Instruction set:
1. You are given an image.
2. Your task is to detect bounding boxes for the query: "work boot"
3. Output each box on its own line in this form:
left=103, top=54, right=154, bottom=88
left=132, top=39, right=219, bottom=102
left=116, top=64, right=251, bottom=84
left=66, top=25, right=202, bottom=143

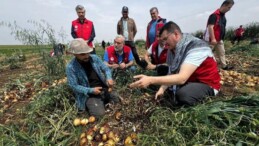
left=222, top=65, right=234, bottom=70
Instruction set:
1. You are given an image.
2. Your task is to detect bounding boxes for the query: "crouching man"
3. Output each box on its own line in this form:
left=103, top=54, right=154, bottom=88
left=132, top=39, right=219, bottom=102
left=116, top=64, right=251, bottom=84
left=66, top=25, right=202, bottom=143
left=66, top=38, right=119, bottom=117
left=130, top=21, right=220, bottom=106
left=103, top=35, right=136, bottom=72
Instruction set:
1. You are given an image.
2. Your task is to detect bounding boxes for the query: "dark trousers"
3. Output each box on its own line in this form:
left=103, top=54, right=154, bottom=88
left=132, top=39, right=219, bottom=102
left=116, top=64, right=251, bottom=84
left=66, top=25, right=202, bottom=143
left=86, top=90, right=119, bottom=117
left=156, top=65, right=169, bottom=76
left=171, top=82, right=215, bottom=106
left=232, top=36, right=242, bottom=44
left=125, top=41, right=141, bottom=65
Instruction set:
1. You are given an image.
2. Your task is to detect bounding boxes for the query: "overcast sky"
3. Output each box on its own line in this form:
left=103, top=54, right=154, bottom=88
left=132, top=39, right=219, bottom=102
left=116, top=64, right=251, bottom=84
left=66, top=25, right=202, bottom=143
left=0, top=0, right=258, bottom=45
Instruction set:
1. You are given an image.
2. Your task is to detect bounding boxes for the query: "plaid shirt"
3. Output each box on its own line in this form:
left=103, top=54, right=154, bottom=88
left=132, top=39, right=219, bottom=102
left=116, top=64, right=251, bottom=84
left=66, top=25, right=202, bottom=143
left=66, top=55, right=112, bottom=110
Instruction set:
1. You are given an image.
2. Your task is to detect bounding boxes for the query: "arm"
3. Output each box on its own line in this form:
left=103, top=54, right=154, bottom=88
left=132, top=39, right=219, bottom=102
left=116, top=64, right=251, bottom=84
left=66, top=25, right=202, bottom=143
left=208, top=24, right=217, bottom=45
left=95, top=56, right=112, bottom=80
left=66, top=65, right=94, bottom=95
left=133, top=19, right=137, bottom=37
left=126, top=50, right=134, bottom=68
left=120, top=50, right=134, bottom=69
left=117, top=20, right=120, bottom=35
left=207, top=14, right=217, bottom=45
left=130, top=63, right=198, bottom=88
left=125, top=60, right=134, bottom=68
left=88, top=25, right=96, bottom=43
left=71, top=25, right=77, bottom=39
left=144, top=45, right=152, bottom=63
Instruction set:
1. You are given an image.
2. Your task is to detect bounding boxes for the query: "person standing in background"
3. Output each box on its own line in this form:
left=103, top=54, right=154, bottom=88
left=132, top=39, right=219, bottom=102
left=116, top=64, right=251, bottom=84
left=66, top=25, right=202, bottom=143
left=204, top=0, right=234, bottom=70
left=117, top=6, right=144, bottom=68
left=232, top=25, right=245, bottom=45
left=146, top=7, right=166, bottom=49
left=71, top=5, right=96, bottom=54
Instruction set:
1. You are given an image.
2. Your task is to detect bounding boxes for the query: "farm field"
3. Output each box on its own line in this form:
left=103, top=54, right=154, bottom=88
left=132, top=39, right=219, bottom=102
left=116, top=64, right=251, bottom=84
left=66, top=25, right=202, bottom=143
left=0, top=42, right=259, bottom=146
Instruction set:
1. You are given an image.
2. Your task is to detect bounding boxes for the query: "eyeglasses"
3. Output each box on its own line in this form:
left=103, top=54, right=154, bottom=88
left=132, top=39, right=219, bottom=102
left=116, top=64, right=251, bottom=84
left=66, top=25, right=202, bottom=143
left=161, top=32, right=173, bottom=42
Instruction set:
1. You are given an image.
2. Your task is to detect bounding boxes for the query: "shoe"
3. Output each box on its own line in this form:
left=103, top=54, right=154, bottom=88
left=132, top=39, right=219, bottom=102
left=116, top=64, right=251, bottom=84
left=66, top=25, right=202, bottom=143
left=222, top=65, right=234, bottom=70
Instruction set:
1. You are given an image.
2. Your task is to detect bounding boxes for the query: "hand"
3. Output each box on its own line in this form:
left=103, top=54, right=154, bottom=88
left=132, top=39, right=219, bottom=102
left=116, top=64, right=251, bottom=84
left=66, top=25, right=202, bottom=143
left=210, top=39, right=217, bottom=46
left=106, top=79, right=114, bottom=88
left=129, top=74, right=151, bottom=88
left=155, top=87, right=165, bottom=100
left=146, top=63, right=156, bottom=70
left=111, top=64, right=119, bottom=69
left=119, top=62, right=126, bottom=69
left=93, top=87, right=102, bottom=95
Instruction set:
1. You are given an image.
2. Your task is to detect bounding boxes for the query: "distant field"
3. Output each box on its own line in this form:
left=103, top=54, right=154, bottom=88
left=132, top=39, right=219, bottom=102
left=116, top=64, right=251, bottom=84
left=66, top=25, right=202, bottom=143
left=0, top=45, right=52, bottom=56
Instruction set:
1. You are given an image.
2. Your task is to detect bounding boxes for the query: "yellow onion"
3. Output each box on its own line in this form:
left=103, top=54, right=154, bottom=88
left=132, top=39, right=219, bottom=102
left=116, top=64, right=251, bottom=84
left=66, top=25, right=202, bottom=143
left=73, top=118, right=81, bottom=126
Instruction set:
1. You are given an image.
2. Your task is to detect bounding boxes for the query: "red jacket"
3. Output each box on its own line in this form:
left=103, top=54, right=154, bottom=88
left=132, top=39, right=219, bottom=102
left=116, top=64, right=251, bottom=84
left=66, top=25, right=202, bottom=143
left=188, top=57, right=221, bottom=90
left=71, top=19, right=94, bottom=47
left=146, top=17, right=166, bottom=48
left=106, top=46, right=131, bottom=64
left=151, top=40, right=168, bottom=64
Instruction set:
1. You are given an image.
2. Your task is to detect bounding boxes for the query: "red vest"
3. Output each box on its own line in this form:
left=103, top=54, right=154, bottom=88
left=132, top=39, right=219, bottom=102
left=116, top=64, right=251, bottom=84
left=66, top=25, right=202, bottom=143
left=211, top=9, right=221, bottom=42
left=72, top=19, right=94, bottom=47
left=146, top=17, right=166, bottom=48
left=151, top=40, right=167, bottom=64
left=188, top=57, right=221, bottom=90
left=107, top=46, right=131, bottom=64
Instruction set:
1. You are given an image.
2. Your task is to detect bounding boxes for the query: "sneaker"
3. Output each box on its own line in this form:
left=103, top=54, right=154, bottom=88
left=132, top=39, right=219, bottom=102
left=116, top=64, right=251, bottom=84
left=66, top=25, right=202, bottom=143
left=222, top=65, right=234, bottom=70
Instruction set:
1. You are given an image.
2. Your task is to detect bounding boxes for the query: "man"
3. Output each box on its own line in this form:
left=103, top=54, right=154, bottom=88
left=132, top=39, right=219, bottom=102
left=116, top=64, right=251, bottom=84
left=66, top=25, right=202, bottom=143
left=103, top=35, right=136, bottom=72
left=144, top=24, right=169, bottom=76
left=130, top=21, right=221, bottom=106
left=232, top=25, right=245, bottom=45
left=71, top=5, right=96, bottom=54
left=204, top=0, right=234, bottom=70
left=101, top=40, right=106, bottom=50
left=117, top=6, right=144, bottom=68
left=66, top=38, right=119, bottom=117
left=146, top=7, right=166, bottom=49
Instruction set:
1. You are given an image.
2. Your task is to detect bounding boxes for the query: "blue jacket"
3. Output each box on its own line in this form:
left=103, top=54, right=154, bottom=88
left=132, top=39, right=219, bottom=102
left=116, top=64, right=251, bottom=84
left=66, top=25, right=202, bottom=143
left=66, top=55, right=112, bottom=110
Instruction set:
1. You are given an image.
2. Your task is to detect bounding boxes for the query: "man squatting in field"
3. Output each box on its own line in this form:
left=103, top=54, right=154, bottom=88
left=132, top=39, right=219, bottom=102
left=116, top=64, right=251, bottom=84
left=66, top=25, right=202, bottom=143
left=103, top=35, right=136, bottom=73
left=66, top=38, right=119, bottom=117
left=130, top=21, right=221, bottom=106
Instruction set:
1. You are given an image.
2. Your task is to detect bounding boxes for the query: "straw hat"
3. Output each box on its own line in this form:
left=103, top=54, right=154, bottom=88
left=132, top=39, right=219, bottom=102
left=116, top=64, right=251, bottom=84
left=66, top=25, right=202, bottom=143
left=68, top=38, right=93, bottom=54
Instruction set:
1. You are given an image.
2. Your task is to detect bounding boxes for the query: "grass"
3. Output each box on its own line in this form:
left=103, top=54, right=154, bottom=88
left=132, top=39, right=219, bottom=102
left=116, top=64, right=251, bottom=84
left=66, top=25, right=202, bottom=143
left=0, top=45, right=51, bottom=56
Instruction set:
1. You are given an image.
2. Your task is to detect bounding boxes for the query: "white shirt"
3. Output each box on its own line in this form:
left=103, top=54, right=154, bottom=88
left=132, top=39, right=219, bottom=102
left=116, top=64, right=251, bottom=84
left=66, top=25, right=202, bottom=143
left=147, top=43, right=164, bottom=57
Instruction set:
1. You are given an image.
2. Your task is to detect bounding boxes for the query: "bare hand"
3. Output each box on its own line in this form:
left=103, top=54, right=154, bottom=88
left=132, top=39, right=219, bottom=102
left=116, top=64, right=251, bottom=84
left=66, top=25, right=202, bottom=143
left=210, top=39, right=217, bottom=46
left=119, top=62, right=126, bottom=69
left=111, top=64, right=119, bottom=69
left=106, top=79, right=114, bottom=87
left=129, top=74, right=151, bottom=88
left=146, top=63, right=156, bottom=70
left=93, top=87, right=102, bottom=95
left=155, top=88, right=164, bottom=100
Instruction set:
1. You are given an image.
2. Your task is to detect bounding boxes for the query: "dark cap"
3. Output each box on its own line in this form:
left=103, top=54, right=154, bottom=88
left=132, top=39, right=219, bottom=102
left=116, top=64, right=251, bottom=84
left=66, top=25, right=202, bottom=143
left=122, top=6, right=128, bottom=12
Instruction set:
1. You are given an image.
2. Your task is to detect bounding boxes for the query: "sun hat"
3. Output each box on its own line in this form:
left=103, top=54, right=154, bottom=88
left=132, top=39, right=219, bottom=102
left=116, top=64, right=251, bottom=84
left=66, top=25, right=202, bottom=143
left=68, top=38, right=93, bottom=54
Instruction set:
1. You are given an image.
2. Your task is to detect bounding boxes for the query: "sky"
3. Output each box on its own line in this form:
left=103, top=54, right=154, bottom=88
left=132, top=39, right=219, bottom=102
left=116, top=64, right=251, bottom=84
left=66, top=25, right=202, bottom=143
left=0, top=0, right=258, bottom=45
